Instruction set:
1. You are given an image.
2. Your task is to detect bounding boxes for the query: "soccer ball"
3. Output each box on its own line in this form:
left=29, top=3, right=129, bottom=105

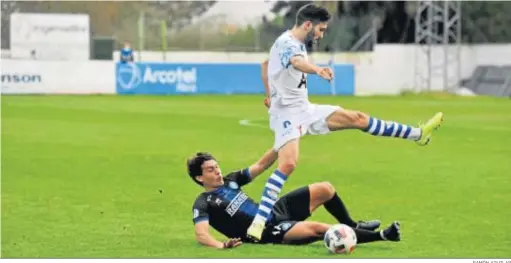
left=324, top=224, right=358, bottom=254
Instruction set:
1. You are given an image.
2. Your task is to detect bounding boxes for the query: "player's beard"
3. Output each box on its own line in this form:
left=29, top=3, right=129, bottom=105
left=305, top=30, right=317, bottom=44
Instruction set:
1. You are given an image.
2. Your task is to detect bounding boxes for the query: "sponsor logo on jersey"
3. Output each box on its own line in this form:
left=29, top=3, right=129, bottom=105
left=225, top=192, right=248, bottom=216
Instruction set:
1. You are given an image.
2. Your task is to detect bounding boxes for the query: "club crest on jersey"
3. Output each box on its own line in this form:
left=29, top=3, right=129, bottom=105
left=228, top=181, right=239, bottom=190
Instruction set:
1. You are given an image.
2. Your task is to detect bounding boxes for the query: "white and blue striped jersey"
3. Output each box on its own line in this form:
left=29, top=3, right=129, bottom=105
left=267, top=31, right=310, bottom=115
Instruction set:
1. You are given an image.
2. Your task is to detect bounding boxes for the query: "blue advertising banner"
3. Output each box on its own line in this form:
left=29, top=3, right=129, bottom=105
left=116, top=62, right=354, bottom=95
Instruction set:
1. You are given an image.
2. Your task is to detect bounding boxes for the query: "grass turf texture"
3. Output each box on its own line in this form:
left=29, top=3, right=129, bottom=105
left=2, top=94, right=511, bottom=258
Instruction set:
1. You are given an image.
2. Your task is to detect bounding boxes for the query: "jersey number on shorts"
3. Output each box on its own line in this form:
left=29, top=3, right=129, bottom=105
left=297, top=73, right=307, bottom=89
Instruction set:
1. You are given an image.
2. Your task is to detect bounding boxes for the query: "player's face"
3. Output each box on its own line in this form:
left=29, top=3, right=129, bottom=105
left=198, top=159, right=224, bottom=188
left=313, top=22, right=328, bottom=40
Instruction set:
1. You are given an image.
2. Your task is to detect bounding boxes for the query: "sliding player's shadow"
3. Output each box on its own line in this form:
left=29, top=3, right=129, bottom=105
left=353, top=244, right=395, bottom=251
left=305, top=242, right=395, bottom=256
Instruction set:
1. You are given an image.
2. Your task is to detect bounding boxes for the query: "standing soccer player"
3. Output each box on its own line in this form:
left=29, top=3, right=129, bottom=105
left=247, top=4, right=443, bottom=241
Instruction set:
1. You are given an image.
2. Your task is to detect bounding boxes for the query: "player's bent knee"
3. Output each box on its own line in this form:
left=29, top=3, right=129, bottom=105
left=316, top=182, right=335, bottom=200
left=328, top=110, right=368, bottom=130
left=345, top=110, right=369, bottom=129
left=354, top=111, right=370, bottom=128
left=309, top=182, right=335, bottom=203
left=319, top=182, right=336, bottom=197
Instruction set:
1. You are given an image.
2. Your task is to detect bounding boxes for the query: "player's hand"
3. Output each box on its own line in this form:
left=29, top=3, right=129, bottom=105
left=316, top=67, right=333, bottom=81
left=264, top=97, right=271, bottom=108
left=223, top=238, right=242, bottom=249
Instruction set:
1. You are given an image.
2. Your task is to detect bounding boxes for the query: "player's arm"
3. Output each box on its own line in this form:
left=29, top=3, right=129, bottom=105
left=280, top=42, right=332, bottom=80
left=291, top=56, right=333, bottom=81
left=224, top=149, right=277, bottom=185
left=261, top=59, right=271, bottom=108
left=290, top=55, right=322, bottom=74
left=280, top=42, right=319, bottom=74
left=261, top=59, right=270, bottom=97
left=192, top=198, right=242, bottom=249
left=247, top=148, right=278, bottom=180
left=194, top=221, right=242, bottom=249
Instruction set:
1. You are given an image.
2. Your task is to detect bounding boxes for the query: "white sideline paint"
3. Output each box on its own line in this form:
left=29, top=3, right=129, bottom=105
left=239, top=119, right=267, bottom=129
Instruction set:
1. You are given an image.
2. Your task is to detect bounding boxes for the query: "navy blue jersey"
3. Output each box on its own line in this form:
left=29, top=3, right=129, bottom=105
left=192, top=169, right=261, bottom=240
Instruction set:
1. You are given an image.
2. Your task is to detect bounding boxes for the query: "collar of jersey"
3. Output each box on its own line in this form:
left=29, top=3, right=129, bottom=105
left=210, top=185, right=227, bottom=194
left=286, top=30, right=305, bottom=45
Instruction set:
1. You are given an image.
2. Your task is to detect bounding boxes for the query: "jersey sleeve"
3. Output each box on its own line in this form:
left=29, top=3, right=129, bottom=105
left=192, top=195, right=209, bottom=224
left=279, top=40, right=306, bottom=69
left=224, top=168, right=252, bottom=187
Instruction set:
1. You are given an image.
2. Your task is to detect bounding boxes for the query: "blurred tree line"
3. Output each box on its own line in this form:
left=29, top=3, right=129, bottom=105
left=2, top=1, right=511, bottom=52
left=257, top=0, right=511, bottom=52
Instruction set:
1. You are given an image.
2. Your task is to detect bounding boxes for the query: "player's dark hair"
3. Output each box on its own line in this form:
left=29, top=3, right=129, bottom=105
left=295, top=4, right=331, bottom=26
left=187, top=152, right=216, bottom=186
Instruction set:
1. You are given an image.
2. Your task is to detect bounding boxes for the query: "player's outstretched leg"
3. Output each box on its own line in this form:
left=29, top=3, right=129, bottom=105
left=281, top=221, right=401, bottom=245
left=326, top=110, right=444, bottom=146
left=356, top=221, right=401, bottom=244
left=308, top=182, right=380, bottom=231
left=247, top=139, right=298, bottom=241
left=324, top=192, right=381, bottom=231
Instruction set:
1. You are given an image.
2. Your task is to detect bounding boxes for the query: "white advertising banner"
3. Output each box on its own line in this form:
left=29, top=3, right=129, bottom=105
left=1, top=60, right=115, bottom=94
left=10, top=13, right=90, bottom=60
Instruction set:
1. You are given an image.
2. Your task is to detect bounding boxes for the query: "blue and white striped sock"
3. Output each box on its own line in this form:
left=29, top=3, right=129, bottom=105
left=253, top=170, right=288, bottom=225
left=363, top=117, right=421, bottom=140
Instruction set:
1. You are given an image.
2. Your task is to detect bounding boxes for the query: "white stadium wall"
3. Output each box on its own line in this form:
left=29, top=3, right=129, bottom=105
left=114, top=44, right=511, bottom=95
left=362, top=44, right=511, bottom=95
left=1, top=60, right=115, bottom=94
left=2, top=44, right=510, bottom=95
left=10, top=13, right=91, bottom=61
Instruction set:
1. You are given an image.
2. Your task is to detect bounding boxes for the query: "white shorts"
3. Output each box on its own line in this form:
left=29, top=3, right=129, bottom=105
left=270, top=104, right=341, bottom=150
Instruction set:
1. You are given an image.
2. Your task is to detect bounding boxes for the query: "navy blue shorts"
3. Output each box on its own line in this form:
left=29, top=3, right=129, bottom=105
left=260, top=186, right=312, bottom=244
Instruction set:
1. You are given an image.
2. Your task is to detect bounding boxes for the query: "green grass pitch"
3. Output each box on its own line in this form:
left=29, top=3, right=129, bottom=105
left=2, top=94, right=511, bottom=258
